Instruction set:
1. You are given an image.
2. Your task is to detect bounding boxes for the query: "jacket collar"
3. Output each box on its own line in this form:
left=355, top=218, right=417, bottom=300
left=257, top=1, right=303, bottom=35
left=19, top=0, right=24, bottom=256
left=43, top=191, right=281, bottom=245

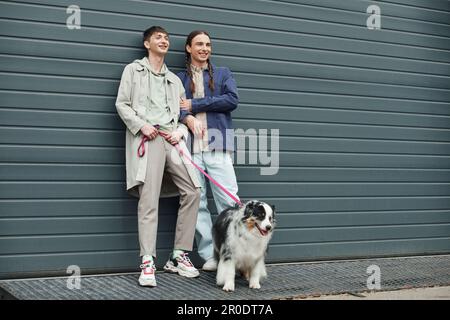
left=134, top=57, right=177, bottom=84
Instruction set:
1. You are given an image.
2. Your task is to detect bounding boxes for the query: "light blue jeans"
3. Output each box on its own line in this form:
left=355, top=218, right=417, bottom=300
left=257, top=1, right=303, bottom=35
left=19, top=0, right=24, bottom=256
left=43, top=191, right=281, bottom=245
left=193, top=151, right=239, bottom=261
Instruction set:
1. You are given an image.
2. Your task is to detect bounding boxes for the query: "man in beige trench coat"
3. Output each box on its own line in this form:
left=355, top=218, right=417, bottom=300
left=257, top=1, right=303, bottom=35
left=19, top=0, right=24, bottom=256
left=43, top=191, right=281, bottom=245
left=116, top=26, right=201, bottom=287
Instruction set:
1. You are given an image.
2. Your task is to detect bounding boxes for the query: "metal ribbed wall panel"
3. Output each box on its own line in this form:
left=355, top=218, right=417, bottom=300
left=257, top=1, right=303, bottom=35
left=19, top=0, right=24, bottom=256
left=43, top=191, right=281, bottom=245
left=0, top=0, right=449, bottom=278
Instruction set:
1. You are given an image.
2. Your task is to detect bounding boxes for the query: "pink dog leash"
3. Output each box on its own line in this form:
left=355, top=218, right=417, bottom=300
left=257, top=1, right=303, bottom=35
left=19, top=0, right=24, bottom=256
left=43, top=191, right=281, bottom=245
left=138, top=125, right=243, bottom=207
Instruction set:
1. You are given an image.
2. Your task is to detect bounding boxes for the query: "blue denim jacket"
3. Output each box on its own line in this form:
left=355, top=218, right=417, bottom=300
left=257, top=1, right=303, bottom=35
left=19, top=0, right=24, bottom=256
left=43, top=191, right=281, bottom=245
left=178, top=64, right=239, bottom=152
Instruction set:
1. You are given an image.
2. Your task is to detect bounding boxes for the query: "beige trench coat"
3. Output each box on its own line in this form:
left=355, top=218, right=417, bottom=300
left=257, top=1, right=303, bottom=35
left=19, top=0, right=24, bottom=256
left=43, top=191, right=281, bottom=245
left=115, top=57, right=200, bottom=198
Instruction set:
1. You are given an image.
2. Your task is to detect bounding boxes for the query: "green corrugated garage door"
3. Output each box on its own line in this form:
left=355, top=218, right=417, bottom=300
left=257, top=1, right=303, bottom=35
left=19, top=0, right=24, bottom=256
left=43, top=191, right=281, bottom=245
left=1, top=0, right=449, bottom=279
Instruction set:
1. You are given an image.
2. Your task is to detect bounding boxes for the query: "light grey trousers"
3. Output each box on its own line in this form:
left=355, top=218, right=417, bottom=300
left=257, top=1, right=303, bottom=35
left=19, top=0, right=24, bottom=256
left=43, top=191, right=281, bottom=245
left=137, top=136, right=200, bottom=258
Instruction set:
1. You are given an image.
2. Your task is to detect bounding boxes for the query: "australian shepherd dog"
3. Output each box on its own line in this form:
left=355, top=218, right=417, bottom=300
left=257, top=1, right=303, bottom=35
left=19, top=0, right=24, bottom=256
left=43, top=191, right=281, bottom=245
left=212, top=200, right=276, bottom=292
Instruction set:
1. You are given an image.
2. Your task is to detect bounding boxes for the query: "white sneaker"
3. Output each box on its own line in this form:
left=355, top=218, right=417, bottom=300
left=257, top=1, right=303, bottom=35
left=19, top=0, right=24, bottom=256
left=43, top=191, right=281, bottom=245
left=163, top=252, right=200, bottom=278
left=138, top=257, right=156, bottom=287
left=202, top=258, right=218, bottom=272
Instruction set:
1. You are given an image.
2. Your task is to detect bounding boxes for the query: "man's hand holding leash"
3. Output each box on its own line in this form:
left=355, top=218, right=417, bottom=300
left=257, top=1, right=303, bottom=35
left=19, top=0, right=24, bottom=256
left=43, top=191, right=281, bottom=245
left=140, top=124, right=159, bottom=140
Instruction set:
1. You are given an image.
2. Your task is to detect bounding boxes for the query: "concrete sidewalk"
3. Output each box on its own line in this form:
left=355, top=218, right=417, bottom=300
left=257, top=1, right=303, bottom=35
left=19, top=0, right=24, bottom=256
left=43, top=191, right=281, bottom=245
left=1, top=255, right=449, bottom=300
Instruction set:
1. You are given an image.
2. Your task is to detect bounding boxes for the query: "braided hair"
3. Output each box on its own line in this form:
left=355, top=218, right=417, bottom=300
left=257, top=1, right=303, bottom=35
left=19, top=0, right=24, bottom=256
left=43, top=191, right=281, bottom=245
left=185, top=30, right=215, bottom=95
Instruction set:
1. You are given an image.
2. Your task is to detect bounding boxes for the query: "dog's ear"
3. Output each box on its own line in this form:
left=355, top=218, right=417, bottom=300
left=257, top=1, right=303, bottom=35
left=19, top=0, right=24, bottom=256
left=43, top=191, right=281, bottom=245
left=243, top=201, right=256, bottom=219
left=269, top=204, right=276, bottom=224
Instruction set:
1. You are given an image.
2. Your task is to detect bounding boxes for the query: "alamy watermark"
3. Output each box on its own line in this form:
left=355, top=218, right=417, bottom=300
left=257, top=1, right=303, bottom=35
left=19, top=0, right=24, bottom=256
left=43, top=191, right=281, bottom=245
left=366, top=4, right=381, bottom=30
left=66, top=265, right=81, bottom=290
left=66, top=5, right=81, bottom=30
left=168, top=128, right=280, bottom=176
left=366, top=264, right=381, bottom=290
left=235, top=129, right=279, bottom=176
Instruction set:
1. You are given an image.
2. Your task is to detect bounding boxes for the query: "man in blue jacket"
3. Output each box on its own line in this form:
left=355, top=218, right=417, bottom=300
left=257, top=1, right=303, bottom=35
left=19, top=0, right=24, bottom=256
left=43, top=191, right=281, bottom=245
left=178, top=30, right=240, bottom=271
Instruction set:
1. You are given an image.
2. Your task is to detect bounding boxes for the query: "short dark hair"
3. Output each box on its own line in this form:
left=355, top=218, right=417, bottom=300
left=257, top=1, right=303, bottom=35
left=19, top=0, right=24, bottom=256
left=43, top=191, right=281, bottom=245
left=143, top=26, right=168, bottom=43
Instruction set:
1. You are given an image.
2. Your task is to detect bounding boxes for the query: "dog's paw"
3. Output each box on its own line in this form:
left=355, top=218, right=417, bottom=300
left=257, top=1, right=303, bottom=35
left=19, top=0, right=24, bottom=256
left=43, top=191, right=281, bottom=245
left=249, top=281, right=261, bottom=289
left=222, top=282, right=235, bottom=292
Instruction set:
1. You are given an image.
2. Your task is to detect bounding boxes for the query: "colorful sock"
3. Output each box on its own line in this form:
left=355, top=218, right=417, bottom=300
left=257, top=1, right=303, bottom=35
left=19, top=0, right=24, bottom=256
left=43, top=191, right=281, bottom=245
left=142, top=254, right=153, bottom=263
left=172, top=249, right=184, bottom=259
